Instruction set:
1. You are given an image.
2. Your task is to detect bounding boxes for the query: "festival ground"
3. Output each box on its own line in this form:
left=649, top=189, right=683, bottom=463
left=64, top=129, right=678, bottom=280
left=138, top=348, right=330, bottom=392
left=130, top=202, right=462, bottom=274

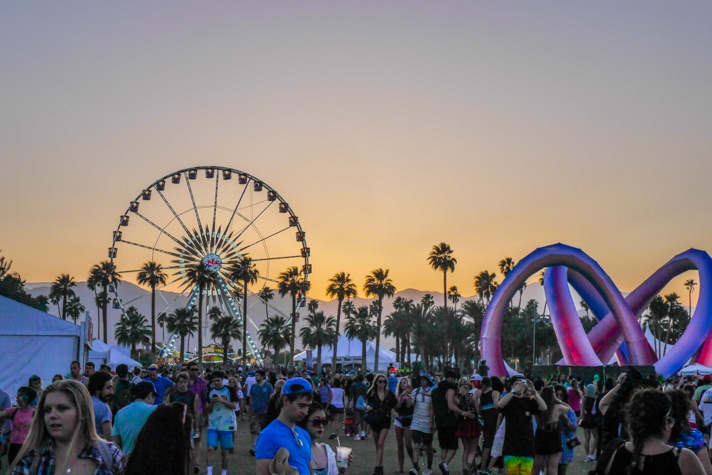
left=0, top=424, right=595, bottom=475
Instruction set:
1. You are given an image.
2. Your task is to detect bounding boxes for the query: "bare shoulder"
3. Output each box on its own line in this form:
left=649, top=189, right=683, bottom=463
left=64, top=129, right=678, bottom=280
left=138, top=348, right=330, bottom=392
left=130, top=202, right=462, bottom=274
left=678, top=447, right=705, bottom=475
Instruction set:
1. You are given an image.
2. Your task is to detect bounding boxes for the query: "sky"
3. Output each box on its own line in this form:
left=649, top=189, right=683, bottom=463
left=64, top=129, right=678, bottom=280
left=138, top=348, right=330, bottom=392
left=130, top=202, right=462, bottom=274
left=1, top=2, right=711, bottom=304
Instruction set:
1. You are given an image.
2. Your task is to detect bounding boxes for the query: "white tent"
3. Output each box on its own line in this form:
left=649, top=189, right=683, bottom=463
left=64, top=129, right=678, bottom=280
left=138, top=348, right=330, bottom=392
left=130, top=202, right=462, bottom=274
left=0, top=295, right=84, bottom=399
left=293, top=335, right=398, bottom=372
left=679, top=363, right=712, bottom=376
left=88, top=339, right=142, bottom=369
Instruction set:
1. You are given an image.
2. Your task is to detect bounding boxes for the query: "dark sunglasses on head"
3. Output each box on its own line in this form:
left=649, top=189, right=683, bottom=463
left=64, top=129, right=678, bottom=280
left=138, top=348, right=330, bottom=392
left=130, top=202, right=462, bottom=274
left=310, top=418, right=328, bottom=427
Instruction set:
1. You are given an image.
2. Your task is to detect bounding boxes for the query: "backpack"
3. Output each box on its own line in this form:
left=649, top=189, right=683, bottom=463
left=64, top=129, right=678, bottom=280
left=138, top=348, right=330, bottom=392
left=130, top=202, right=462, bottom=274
left=112, top=380, right=134, bottom=414
left=355, top=395, right=367, bottom=411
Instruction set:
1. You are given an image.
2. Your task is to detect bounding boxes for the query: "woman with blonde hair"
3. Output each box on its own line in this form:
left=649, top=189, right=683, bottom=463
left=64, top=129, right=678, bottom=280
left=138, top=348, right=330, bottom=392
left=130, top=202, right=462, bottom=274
left=393, top=376, right=415, bottom=474
left=10, top=379, right=125, bottom=475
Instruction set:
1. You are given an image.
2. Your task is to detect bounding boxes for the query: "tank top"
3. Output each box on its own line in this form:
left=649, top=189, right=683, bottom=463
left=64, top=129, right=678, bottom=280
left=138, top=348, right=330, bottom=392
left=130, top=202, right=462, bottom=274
left=607, top=446, right=682, bottom=475
left=411, top=387, right=434, bottom=433
left=330, top=388, right=344, bottom=408
left=480, top=390, right=495, bottom=411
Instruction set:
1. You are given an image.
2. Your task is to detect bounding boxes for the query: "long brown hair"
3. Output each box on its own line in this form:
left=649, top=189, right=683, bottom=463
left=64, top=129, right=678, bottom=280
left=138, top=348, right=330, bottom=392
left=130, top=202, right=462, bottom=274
left=367, top=374, right=388, bottom=399
left=11, top=380, right=100, bottom=471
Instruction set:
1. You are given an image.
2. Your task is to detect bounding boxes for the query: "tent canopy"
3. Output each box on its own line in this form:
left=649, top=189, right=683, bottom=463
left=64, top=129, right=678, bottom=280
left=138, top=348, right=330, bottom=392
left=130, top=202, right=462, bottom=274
left=0, top=295, right=81, bottom=399
left=88, top=339, right=142, bottom=369
left=294, top=335, right=398, bottom=371
left=679, top=363, right=712, bottom=376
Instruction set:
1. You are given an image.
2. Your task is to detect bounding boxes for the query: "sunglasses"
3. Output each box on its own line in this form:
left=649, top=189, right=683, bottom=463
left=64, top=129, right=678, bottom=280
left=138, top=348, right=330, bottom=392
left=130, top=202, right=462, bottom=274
left=290, top=428, right=304, bottom=448
left=310, top=418, right=328, bottom=427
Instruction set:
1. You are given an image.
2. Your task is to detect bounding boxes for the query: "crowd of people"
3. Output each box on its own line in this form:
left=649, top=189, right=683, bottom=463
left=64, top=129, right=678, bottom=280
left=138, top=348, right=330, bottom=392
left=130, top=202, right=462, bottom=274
left=3, top=362, right=712, bottom=475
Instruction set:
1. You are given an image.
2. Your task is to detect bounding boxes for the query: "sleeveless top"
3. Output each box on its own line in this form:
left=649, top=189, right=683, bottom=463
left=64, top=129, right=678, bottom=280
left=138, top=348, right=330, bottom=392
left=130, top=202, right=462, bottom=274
left=330, top=388, right=344, bottom=408
left=479, top=390, right=495, bottom=411
left=607, top=446, right=682, bottom=475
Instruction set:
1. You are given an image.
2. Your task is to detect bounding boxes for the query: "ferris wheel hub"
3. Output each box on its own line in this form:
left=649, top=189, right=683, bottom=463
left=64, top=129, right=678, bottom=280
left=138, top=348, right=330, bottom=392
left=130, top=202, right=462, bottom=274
left=202, top=253, right=223, bottom=273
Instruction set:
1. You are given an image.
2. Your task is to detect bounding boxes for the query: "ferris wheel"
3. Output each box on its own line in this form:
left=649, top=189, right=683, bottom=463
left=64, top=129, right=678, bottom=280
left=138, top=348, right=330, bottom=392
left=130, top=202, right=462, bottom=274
left=108, top=166, right=310, bottom=364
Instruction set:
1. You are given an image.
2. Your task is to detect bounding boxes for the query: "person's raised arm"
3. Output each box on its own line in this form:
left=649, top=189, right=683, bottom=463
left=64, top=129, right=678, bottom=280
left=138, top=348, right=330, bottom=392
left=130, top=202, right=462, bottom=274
left=599, top=384, right=620, bottom=416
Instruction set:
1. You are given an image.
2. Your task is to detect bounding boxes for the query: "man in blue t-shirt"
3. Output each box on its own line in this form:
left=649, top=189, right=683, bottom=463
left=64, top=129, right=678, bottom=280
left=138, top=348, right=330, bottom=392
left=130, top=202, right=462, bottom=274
left=144, top=363, right=174, bottom=405
left=88, top=372, right=115, bottom=440
left=255, top=377, right=313, bottom=475
left=249, top=370, right=274, bottom=455
left=111, top=381, right=158, bottom=455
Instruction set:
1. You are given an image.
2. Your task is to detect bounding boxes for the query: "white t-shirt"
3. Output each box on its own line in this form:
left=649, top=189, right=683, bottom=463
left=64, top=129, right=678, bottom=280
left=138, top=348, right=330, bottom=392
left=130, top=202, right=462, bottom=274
left=410, top=386, right=434, bottom=433
left=330, top=388, right=344, bottom=409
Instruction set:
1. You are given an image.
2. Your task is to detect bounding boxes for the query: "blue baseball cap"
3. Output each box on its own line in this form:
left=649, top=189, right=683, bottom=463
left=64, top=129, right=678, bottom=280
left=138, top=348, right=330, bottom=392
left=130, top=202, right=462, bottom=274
left=282, top=377, right=313, bottom=395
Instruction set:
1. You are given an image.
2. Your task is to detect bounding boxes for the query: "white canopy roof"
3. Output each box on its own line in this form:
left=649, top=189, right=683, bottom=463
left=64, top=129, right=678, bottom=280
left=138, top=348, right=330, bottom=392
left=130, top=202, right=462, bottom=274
left=293, top=335, right=398, bottom=371
left=89, top=339, right=142, bottom=369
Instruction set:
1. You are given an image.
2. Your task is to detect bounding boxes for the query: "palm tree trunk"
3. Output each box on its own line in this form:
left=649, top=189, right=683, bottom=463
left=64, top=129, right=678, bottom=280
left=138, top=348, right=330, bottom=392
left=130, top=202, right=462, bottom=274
left=62, top=294, right=67, bottom=320
left=333, top=299, right=342, bottom=371
left=361, top=339, right=367, bottom=370
left=197, top=287, right=204, bottom=371
left=180, top=335, right=185, bottom=364
left=242, top=285, right=248, bottom=367
left=102, top=294, right=108, bottom=342
left=224, top=338, right=229, bottom=368
left=374, top=297, right=382, bottom=373
left=290, top=295, right=297, bottom=370
left=151, top=286, right=157, bottom=354
left=317, top=344, right=322, bottom=374
left=443, top=271, right=448, bottom=312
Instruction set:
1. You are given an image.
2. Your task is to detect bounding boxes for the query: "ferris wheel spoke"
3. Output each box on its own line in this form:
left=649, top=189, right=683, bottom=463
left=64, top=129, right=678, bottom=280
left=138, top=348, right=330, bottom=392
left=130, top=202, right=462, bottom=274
left=223, top=181, right=250, bottom=237
left=121, top=239, right=184, bottom=259
left=232, top=201, right=275, bottom=243
left=156, top=189, right=192, bottom=237
left=251, top=255, right=304, bottom=262
left=212, top=174, right=219, bottom=238
left=184, top=174, right=205, bottom=238
left=239, top=226, right=291, bottom=252
left=132, top=211, right=185, bottom=247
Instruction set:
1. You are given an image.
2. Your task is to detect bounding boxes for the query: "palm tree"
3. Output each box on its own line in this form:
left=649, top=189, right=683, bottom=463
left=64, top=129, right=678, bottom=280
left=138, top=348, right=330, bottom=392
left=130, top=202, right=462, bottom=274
left=182, top=262, right=215, bottom=370
left=136, top=261, right=168, bottom=355
left=165, top=306, right=198, bottom=364
left=364, top=268, right=396, bottom=372
left=461, top=300, right=485, bottom=365
left=663, top=293, right=681, bottom=356
left=114, top=306, right=152, bottom=358
left=447, top=286, right=461, bottom=311
left=647, top=295, right=668, bottom=356
left=326, top=272, right=358, bottom=370
left=49, top=274, right=77, bottom=320
left=65, top=296, right=85, bottom=323
left=428, top=243, right=457, bottom=311
left=210, top=315, right=241, bottom=366
left=278, top=266, right=307, bottom=369
left=580, top=300, right=590, bottom=319
left=300, top=311, right=337, bottom=373
left=474, top=271, right=498, bottom=306
left=685, top=279, right=697, bottom=317
left=421, top=293, right=435, bottom=311
left=230, top=256, right=260, bottom=367
left=259, top=286, right=274, bottom=319
left=258, top=315, right=291, bottom=367
left=498, top=257, right=516, bottom=279
left=88, top=261, right=121, bottom=342
left=538, top=271, right=548, bottom=319
left=208, top=305, right=223, bottom=322
left=35, top=295, right=50, bottom=312
left=344, top=305, right=377, bottom=369
left=157, top=311, right=168, bottom=341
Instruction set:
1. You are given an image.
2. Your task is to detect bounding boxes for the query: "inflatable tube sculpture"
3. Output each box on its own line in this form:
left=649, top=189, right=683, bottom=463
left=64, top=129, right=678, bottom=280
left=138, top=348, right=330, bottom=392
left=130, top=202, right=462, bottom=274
left=480, top=244, right=712, bottom=377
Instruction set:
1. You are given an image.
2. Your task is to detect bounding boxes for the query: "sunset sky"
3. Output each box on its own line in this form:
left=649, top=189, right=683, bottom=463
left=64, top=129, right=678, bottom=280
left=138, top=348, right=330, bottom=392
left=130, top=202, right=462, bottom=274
left=1, top=2, right=711, bottom=303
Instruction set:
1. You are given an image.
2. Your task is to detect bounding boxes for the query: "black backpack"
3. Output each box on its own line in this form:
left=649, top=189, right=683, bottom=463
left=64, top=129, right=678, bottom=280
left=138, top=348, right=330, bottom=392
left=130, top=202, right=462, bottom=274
left=112, top=380, right=134, bottom=414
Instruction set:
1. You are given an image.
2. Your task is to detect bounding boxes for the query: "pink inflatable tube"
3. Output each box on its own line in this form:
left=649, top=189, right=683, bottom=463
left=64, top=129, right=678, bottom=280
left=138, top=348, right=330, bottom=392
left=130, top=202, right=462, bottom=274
left=550, top=249, right=712, bottom=377
left=481, top=243, right=656, bottom=377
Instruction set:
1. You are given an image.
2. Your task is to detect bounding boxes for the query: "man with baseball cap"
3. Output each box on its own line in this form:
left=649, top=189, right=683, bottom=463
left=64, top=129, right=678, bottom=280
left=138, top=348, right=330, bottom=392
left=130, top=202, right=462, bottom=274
left=255, top=377, right=314, bottom=475
left=144, top=363, right=174, bottom=405
left=112, top=381, right=158, bottom=456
